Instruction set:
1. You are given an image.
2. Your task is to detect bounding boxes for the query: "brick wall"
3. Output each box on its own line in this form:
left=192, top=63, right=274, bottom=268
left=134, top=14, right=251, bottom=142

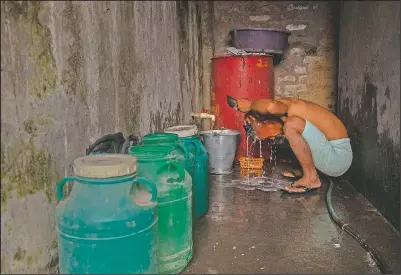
left=209, top=1, right=338, bottom=112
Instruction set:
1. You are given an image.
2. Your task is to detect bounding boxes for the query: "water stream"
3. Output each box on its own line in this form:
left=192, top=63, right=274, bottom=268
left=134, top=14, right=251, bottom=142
left=236, top=133, right=287, bottom=191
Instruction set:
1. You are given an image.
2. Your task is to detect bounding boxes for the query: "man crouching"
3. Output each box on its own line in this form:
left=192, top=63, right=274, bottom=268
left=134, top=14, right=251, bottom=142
left=236, top=97, right=353, bottom=194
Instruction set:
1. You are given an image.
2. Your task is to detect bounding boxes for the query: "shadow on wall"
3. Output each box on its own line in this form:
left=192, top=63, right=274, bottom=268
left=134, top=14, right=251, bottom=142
left=339, top=75, right=400, bottom=231
left=337, top=1, right=400, bottom=231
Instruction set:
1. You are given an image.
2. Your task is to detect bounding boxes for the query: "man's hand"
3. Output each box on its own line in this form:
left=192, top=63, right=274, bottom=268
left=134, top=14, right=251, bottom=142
left=236, top=99, right=252, bottom=113
left=244, top=114, right=256, bottom=126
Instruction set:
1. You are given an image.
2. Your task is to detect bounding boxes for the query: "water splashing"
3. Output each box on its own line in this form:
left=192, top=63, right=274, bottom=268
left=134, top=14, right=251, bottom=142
left=232, top=177, right=289, bottom=192
left=237, top=124, right=288, bottom=191
left=271, top=143, right=276, bottom=166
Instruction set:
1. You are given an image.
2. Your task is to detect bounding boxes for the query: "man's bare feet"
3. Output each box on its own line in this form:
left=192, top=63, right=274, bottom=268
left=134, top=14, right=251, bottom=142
left=283, top=175, right=321, bottom=193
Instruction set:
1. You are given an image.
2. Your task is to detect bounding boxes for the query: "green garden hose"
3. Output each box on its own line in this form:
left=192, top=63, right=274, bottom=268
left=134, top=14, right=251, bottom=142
left=324, top=176, right=391, bottom=274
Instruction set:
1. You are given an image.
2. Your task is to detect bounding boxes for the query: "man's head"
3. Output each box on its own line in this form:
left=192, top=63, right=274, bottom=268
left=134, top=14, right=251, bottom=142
left=245, top=114, right=284, bottom=140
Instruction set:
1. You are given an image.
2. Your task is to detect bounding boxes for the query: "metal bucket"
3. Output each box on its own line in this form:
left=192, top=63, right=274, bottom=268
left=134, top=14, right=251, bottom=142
left=200, top=130, right=240, bottom=175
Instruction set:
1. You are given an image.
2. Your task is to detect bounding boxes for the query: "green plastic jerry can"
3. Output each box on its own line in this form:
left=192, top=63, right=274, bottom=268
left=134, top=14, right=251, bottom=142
left=164, top=125, right=209, bottom=221
left=130, top=145, right=193, bottom=274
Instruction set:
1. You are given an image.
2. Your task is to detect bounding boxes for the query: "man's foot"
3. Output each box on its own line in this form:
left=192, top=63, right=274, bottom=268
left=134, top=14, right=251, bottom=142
left=282, top=176, right=321, bottom=193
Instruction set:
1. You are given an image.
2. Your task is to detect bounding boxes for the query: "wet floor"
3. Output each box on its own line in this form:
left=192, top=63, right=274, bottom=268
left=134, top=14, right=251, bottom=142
left=184, top=165, right=400, bottom=274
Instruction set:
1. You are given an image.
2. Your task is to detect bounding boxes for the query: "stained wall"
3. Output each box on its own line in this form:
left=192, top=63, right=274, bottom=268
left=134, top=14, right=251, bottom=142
left=337, top=1, right=400, bottom=230
left=0, top=1, right=201, bottom=272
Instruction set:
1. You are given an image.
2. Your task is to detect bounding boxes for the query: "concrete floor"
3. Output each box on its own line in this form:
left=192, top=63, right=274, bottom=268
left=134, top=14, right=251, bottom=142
left=184, top=165, right=400, bottom=274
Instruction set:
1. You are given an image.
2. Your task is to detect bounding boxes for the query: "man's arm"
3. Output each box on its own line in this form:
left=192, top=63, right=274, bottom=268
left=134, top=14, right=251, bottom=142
left=250, top=99, right=289, bottom=116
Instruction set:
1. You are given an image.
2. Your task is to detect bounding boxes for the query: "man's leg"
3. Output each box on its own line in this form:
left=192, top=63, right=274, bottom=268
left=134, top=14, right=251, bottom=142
left=283, top=116, right=321, bottom=192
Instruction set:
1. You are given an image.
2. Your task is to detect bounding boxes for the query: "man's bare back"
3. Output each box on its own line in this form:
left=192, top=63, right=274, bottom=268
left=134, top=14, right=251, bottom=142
left=240, top=97, right=348, bottom=141
left=276, top=98, right=348, bottom=140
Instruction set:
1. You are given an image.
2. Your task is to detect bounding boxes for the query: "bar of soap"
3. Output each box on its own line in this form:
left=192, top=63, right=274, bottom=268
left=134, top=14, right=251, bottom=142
left=282, top=171, right=296, bottom=178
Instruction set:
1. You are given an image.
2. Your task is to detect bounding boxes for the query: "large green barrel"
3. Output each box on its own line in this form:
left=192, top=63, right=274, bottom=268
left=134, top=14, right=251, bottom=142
left=140, top=133, right=194, bottom=177
left=164, top=125, right=209, bottom=221
left=56, top=154, right=158, bottom=274
left=130, top=145, right=193, bottom=274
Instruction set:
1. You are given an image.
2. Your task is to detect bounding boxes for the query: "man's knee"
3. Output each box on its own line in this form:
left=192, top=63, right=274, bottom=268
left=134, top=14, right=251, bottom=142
left=283, top=116, right=306, bottom=136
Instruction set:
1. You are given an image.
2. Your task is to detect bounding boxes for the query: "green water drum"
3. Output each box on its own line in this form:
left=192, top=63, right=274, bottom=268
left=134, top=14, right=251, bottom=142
left=164, top=125, right=209, bottom=221
left=55, top=154, right=158, bottom=274
left=129, top=145, right=193, bottom=274
left=140, top=132, right=194, bottom=177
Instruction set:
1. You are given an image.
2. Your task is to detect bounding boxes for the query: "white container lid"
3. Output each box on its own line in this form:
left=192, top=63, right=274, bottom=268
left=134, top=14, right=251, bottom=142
left=164, top=125, right=198, bottom=137
left=73, top=154, right=137, bottom=178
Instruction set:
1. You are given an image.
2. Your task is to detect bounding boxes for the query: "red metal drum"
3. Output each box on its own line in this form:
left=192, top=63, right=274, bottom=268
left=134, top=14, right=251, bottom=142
left=211, top=55, right=274, bottom=161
